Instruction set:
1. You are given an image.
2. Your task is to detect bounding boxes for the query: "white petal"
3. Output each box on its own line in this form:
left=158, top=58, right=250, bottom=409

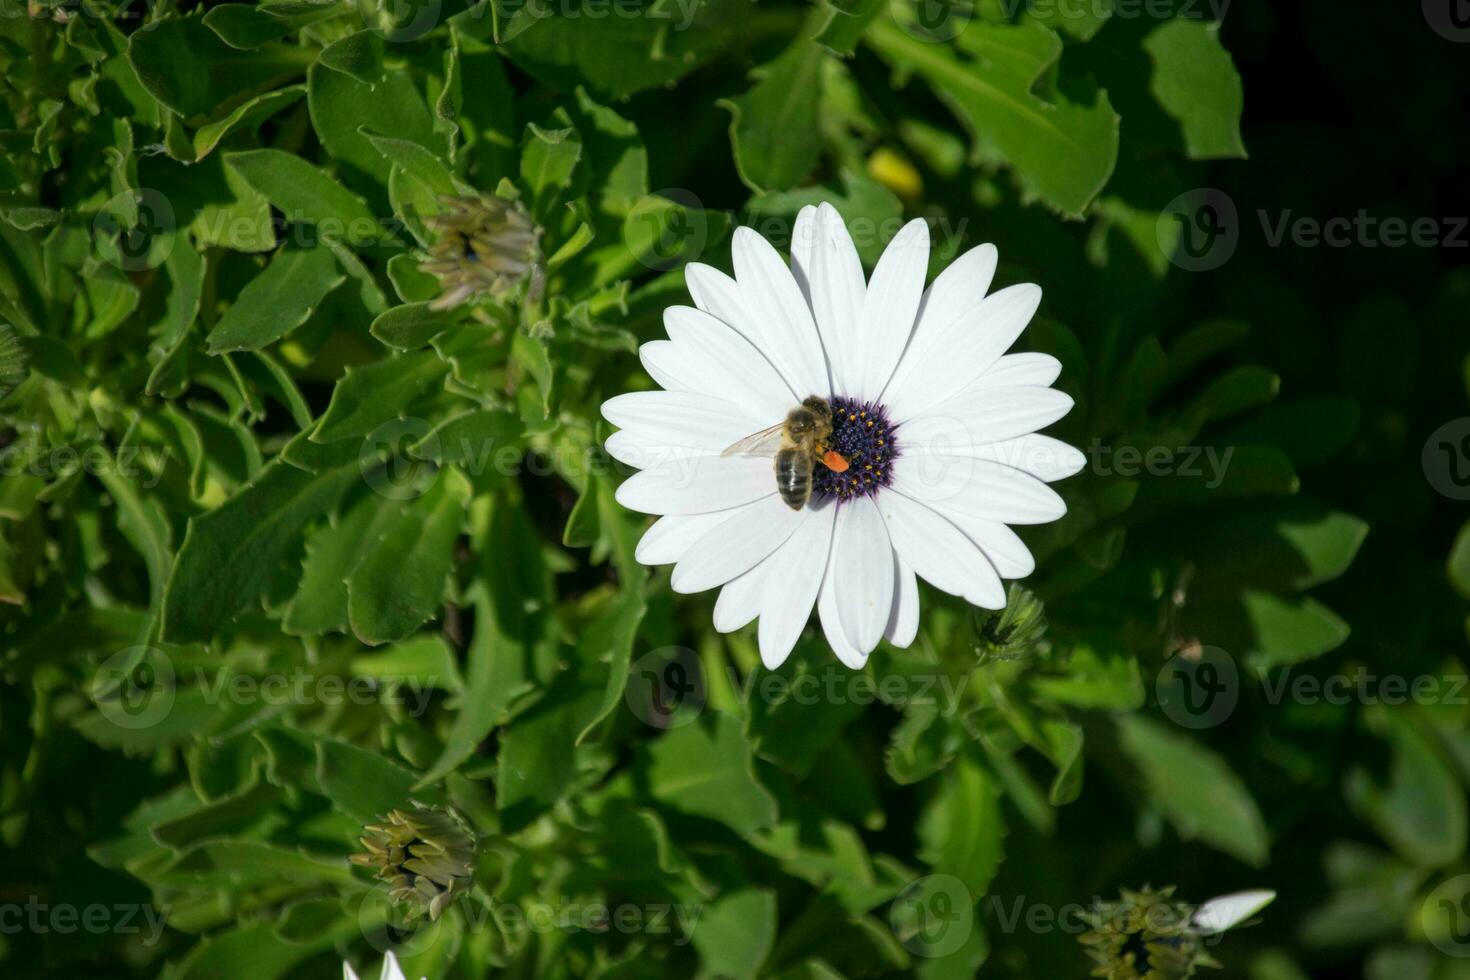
left=857, top=218, right=929, bottom=401
left=915, top=242, right=999, bottom=342
left=884, top=283, right=1041, bottom=420
left=380, top=952, right=408, bottom=980
left=685, top=263, right=755, bottom=343
left=605, top=429, right=670, bottom=468
left=890, top=455, right=1066, bottom=524
left=900, top=387, right=1074, bottom=453
left=757, top=501, right=836, bottom=668
left=833, top=496, right=896, bottom=653
left=637, top=340, right=689, bottom=392
left=983, top=352, right=1062, bottom=388
left=795, top=203, right=866, bottom=397
left=789, top=204, right=818, bottom=292
left=818, top=553, right=869, bottom=669
left=662, top=306, right=795, bottom=417
left=635, top=512, right=731, bottom=565
left=732, top=226, right=831, bottom=398
left=936, top=515, right=1035, bottom=578
left=714, top=560, right=772, bottom=633
left=344, top=965, right=362, bottom=980
left=1193, top=890, right=1276, bottom=935
left=671, top=495, right=804, bottom=593
left=879, top=243, right=996, bottom=405
left=615, top=455, right=774, bottom=515
left=602, top=390, right=763, bottom=456
left=884, top=555, right=920, bottom=647
left=877, top=491, right=1006, bottom=608
left=977, top=435, right=1086, bottom=482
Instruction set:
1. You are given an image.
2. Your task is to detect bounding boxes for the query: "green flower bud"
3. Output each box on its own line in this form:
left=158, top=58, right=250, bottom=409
left=349, top=803, right=477, bottom=922
left=1079, top=886, right=1203, bottom=980
left=420, top=194, right=541, bottom=311
left=972, top=583, right=1048, bottom=663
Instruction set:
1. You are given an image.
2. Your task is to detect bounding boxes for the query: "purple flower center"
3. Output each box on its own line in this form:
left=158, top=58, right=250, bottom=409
left=813, top=396, right=899, bottom=503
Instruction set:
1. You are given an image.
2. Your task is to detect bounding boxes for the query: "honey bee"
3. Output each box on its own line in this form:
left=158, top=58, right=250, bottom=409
left=722, top=396, right=850, bottom=510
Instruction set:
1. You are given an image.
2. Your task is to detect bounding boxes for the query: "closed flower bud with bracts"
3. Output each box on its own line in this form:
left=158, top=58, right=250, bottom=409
left=349, top=804, right=477, bottom=922
left=420, top=194, right=541, bottom=311
left=1079, top=886, right=1208, bottom=980
left=971, top=583, right=1048, bottom=663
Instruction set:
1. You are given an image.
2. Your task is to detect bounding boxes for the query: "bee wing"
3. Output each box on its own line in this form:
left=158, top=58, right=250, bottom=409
left=721, top=423, right=785, bottom=458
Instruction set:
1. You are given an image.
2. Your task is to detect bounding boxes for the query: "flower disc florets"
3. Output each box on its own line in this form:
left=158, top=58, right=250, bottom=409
left=813, top=396, right=898, bottom=502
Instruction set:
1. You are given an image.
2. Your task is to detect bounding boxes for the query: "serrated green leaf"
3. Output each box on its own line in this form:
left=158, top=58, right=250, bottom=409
left=867, top=17, right=1119, bottom=216
left=346, top=468, right=470, bottom=645
left=1143, top=19, right=1246, bottom=160
left=722, top=41, right=825, bottom=193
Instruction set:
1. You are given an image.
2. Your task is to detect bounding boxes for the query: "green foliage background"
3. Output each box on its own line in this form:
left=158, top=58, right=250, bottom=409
left=1, top=0, right=1467, bottom=977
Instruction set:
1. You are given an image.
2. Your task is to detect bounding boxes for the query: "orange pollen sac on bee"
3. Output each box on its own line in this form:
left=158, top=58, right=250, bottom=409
left=822, top=450, right=850, bottom=473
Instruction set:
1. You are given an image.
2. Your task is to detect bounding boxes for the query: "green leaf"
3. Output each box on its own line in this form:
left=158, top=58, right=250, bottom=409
left=308, top=63, right=438, bottom=196
left=691, top=889, right=777, bottom=980
left=370, top=302, right=461, bottom=350
left=867, top=17, right=1119, bottom=217
left=1346, top=710, right=1468, bottom=868
left=502, top=0, right=753, bottom=99
left=206, top=245, right=345, bottom=353
left=1143, top=19, right=1246, bottom=160
left=414, top=498, right=547, bottom=789
left=917, top=755, right=1004, bottom=897
left=520, top=123, right=582, bottom=219
left=346, top=469, right=471, bottom=645
left=646, top=713, right=779, bottom=835
left=311, top=350, right=450, bottom=443
left=1115, top=714, right=1269, bottom=866
left=192, top=85, right=305, bottom=160
left=1449, top=521, right=1470, bottom=599
left=128, top=17, right=313, bottom=120
left=161, top=442, right=360, bottom=643
left=316, top=736, right=430, bottom=823
left=285, top=492, right=399, bottom=636
left=1242, top=590, right=1351, bottom=672
left=496, top=670, right=606, bottom=832
left=575, top=588, right=648, bottom=745
left=364, top=131, right=459, bottom=197
left=319, top=30, right=385, bottom=86
left=225, top=149, right=379, bottom=244
left=722, top=41, right=825, bottom=192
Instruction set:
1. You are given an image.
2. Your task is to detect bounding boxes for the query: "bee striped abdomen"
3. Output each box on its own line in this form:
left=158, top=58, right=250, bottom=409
left=774, top=447, right=813, bottom=510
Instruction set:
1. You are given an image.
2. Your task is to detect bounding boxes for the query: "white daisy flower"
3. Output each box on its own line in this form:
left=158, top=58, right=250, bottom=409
left=602, top=204, right=1082, bottom=669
